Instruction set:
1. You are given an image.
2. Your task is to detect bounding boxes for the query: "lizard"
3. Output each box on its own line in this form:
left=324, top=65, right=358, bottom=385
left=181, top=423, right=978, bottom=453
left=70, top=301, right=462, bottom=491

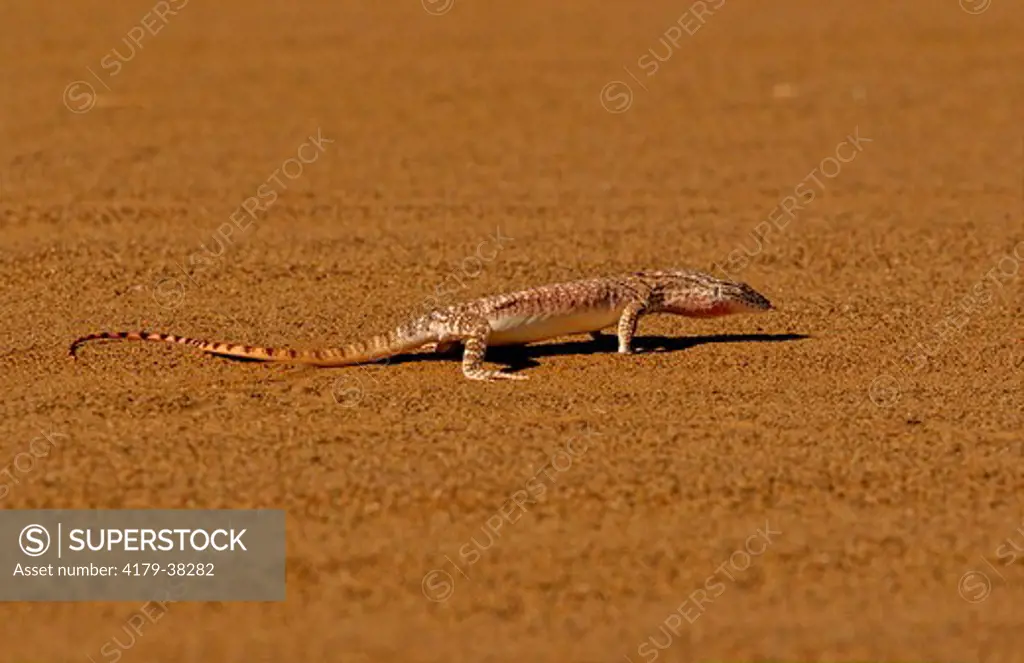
left=69, top=269, right=774, bottom=381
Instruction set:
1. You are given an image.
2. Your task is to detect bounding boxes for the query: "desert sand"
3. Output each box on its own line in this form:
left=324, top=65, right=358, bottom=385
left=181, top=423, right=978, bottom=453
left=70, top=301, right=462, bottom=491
left=1, top=0, right=1022, bottom=661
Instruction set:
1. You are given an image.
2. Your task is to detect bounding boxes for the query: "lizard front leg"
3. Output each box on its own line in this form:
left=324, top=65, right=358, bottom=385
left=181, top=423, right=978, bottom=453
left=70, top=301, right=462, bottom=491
left=616, top=300, right=647, bottom=354
left=455, top=318, right=527, bottom=381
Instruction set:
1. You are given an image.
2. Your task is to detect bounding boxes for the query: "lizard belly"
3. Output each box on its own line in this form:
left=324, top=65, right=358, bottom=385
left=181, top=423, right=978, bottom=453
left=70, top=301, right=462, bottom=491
left=488, top=307, right=623, bottom=346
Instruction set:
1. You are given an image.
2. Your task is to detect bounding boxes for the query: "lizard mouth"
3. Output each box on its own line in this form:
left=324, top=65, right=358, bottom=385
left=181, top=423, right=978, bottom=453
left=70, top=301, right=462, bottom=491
left=709, top=299, right=773, bottom=316
left=741, top=288, right=773, bottom=311
left=669, top=301, right=742, bottom=318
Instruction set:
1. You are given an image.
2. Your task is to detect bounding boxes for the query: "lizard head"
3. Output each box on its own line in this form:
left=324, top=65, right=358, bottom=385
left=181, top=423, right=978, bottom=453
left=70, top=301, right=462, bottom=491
left=654, top=270, right=774, bottom=317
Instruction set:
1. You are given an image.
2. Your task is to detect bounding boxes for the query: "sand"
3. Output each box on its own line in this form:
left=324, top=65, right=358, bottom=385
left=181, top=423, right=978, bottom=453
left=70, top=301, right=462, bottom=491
left=1, top=0, right=1022, bottom=661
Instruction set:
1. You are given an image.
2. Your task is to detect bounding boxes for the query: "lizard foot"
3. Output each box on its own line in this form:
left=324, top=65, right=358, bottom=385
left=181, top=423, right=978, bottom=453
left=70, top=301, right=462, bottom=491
left=463, top=369, right=528, bottom=382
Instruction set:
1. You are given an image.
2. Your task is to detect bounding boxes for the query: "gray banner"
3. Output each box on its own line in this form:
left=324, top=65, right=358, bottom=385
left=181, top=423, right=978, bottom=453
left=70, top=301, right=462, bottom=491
left=0, top=509, right=285, bottom=601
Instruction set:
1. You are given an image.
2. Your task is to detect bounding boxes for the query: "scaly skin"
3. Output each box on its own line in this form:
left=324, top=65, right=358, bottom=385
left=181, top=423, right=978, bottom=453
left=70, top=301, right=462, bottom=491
left=69, top=269, right=774, bottom=381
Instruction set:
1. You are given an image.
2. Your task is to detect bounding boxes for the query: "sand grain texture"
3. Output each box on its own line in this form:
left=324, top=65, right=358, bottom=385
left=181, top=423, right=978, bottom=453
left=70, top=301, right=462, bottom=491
left=1, top=1, right=1023, bottom=661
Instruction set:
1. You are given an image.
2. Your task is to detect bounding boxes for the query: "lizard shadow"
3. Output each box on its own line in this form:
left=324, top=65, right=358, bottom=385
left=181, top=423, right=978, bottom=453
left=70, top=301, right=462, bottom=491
left=376, top=332, right=810, bottom=373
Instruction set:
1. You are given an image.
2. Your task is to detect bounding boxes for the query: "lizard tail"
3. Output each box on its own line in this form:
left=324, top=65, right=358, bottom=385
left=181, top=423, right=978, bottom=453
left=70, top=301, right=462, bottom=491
left=68, top=329, right=426, bottom=367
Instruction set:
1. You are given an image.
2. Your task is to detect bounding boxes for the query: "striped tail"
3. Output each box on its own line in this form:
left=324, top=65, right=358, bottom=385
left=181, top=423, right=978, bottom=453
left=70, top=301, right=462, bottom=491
left=68, top=329, right=426, bottom=367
